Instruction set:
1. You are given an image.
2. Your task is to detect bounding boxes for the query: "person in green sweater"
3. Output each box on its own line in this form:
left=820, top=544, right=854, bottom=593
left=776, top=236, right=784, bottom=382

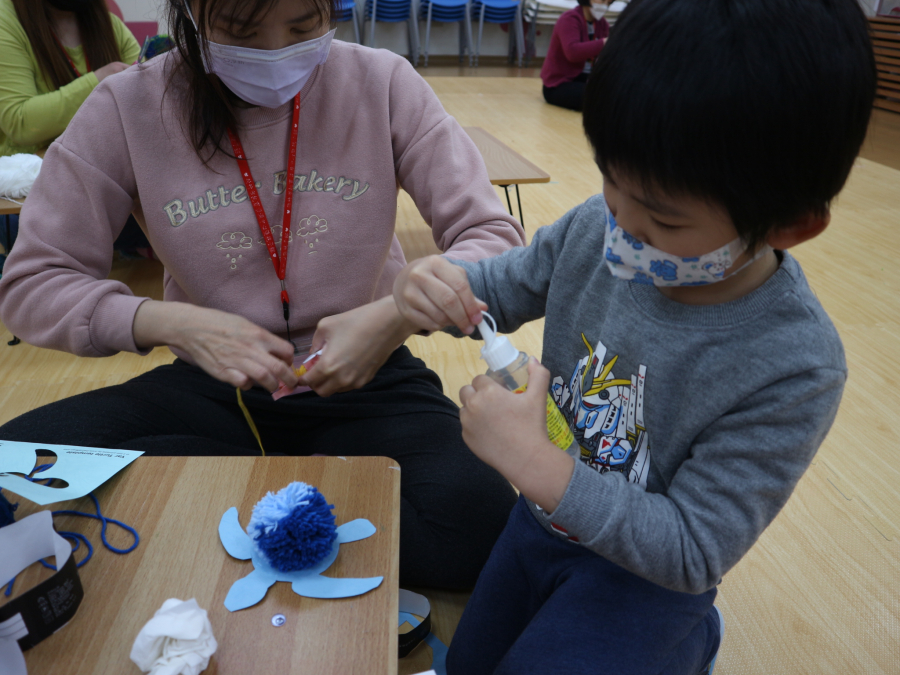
left=0, top=0, right=148, bottom=256
left=0, top=0, right=140, bottom=156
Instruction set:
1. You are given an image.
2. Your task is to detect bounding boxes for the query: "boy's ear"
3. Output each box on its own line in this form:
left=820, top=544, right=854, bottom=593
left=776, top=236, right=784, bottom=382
left=766, top=211, right=831, bottom=250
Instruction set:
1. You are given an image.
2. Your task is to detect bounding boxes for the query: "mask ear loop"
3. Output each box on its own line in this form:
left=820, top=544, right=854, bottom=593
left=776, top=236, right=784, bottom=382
left=183, top=0, right=198, bottom=28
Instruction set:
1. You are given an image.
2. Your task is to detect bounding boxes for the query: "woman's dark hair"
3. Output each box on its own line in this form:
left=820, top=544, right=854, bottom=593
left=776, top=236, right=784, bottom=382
left=583, top=0, right=876, bottom=251
left=167, top=0, right=337, bottom=164
left=12, top=0, right=120, bottom=90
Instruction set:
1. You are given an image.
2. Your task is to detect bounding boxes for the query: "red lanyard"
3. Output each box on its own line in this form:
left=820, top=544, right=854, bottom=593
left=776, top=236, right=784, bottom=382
left=51, top=32, right=90, bottom=77
left=226, top=93, right=301, bottom=330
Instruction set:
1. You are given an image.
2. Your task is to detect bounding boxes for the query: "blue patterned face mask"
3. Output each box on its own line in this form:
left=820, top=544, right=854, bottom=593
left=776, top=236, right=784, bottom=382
left=603, top=202, right=770, bottom=287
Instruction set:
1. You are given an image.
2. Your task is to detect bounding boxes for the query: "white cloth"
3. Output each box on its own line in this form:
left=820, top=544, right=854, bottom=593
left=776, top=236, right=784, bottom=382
left=130, top=599, right=217, bottom=675
left=0, top=511, right=74, bottom=675
left=0, top=154, right=42, bottom=201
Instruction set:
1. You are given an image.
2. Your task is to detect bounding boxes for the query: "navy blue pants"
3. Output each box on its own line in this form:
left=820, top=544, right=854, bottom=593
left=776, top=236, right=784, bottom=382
left=447, top=497, right=721, bottom=675
left=0, top=214, right=149, bottom=255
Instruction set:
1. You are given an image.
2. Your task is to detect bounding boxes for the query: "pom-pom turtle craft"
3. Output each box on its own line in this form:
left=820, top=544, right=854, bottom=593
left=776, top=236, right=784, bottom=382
left=218, top=482, right=383, bottom=612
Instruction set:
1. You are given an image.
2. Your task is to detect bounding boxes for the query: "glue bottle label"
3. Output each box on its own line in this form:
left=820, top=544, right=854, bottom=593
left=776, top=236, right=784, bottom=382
left=512, top=384, right=575, bottom=451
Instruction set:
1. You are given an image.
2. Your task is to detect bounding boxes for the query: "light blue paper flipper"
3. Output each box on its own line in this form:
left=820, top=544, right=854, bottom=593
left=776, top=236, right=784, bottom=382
left=219, top=507, right=255, bottom=560
left=335, top=518, right=376, bottom=544
left=224, top=569, right=277, bottom=611
left=291, top=574, right=383, bottom=599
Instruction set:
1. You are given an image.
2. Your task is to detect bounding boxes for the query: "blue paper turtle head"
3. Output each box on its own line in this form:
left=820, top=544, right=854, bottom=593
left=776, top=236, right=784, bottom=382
left=247, top=482, right=338, bottom=573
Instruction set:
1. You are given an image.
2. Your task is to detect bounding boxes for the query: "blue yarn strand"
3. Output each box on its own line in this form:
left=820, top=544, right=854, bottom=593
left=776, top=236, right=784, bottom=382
left=52, top=493, right=139, bottom=555
left=40, top=493, right=139, bottom=571
left=1, top=464, right=139, bottom=590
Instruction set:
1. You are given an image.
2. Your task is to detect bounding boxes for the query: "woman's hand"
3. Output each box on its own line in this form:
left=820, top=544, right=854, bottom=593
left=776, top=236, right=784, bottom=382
left=393, top=255, right=487, bottom=334
left=133, top=300, right=298, bottom=392
left=95, top=61, right=129, bottom=82
left=300, top=296, right=419, bottom=397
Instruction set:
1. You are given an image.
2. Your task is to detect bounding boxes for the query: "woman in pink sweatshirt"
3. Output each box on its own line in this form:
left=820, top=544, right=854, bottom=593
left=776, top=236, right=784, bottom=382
left=540, top=0, right=610, bottom=111
left=0, top=0, right=525, bottom=590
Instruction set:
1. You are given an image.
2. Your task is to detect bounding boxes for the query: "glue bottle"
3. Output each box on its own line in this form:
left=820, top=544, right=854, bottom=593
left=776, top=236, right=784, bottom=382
left=476, top=313, right=574, bottom=451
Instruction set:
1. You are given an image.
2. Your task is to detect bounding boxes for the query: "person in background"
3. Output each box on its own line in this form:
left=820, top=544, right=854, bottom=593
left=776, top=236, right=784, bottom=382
left=0, top=0, right=149, bottom=258
left=540, top=0, right=609, bottom=111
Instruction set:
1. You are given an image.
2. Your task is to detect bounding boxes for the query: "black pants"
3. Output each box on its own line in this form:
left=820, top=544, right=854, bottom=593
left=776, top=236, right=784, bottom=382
left=542, top=73, right=589, bottom=112
left=0, top=347, right=517, bottom=590
left=0, top=214, right=149, bottom=254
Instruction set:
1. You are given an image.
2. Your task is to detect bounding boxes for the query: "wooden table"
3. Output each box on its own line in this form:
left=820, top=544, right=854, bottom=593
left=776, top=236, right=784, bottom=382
left=5, top=455, right=401, bottom=675
left=464, top=126, right=550, bottom=227
left=0, top=197, right=22, bottom=216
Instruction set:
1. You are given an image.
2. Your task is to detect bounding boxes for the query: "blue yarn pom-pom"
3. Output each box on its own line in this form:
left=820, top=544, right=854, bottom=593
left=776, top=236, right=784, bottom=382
left=247, top=482, right=338, bottom=573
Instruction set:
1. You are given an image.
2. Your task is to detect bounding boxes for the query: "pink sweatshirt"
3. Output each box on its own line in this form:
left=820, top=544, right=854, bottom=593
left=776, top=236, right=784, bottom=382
left=0, top=41, right=525, bottom=361
left=540, top=8, right=609, bottom=89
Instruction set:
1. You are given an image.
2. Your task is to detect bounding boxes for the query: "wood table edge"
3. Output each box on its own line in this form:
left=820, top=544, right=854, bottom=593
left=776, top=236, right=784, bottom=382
left=464, top=126, right=551, bottom=184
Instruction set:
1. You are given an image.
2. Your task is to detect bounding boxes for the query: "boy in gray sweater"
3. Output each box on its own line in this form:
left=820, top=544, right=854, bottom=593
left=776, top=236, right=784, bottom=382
left=392, top=0, right=876, bottom=673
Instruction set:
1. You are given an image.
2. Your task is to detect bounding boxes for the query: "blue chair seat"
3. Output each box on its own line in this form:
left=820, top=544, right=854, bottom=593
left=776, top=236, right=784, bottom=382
left=471, top=0, right=524, bottom=66
left=363, top=0, right=419, bottom=63
left=423, top=5, right=467, bottom=19
left=419, top=0, right=471, bottom=66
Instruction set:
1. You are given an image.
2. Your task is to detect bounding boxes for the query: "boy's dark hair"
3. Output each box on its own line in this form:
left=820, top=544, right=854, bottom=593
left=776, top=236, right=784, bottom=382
left=583, top=0, right=876, bottom=250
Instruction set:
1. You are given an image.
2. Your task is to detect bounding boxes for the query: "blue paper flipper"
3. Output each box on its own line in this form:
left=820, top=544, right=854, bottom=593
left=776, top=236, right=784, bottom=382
left=336, top=518, right=376, bottom=544
left=219, top=507, right=254, bottom=560
left=224, top=568, right=277, bottom=611
left=291, top=574, right=383, bottom=599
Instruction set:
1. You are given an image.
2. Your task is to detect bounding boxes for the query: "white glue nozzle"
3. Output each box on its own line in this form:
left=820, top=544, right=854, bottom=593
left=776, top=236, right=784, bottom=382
left=477, top=312, right=520, bottom=372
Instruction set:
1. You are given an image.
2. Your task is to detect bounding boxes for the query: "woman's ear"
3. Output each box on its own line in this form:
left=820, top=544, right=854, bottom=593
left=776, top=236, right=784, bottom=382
left=766, top=211, right=831, bottom=250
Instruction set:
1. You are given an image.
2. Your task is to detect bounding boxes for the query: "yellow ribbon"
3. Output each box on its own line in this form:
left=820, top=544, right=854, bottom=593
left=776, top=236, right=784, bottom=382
left=236, top=388, right=265, bottom=456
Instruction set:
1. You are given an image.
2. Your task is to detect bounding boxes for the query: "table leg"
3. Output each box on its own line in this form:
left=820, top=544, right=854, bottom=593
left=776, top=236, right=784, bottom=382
left=2, top=214, right=20, bottom=346
left=515, top=184, right=524, bottom=228
left=502, top=185, right=513, bottom=215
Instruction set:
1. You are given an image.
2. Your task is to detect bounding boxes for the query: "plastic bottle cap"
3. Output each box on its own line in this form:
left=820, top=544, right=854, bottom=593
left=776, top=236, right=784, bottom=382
left=477, top=312, right=520, bottom=372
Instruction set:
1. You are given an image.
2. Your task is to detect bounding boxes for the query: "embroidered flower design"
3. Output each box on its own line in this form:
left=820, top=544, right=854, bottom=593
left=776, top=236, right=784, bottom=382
left=297, top=215, right=328, bottom=254
left=216, top=232, right=252, bottom=270
left=216, top=232, right=253, bottom=250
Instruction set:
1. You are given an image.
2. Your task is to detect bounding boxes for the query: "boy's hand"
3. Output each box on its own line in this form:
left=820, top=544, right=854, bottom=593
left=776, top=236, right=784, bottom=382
left=393, top=255, right=487, bottom=334
left=459, top=359, right=575, bottom=513
left=300, top=296, right=418, bottom=397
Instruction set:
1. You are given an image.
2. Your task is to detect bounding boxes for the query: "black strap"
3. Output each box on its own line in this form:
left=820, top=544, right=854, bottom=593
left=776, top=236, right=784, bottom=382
left=398, top=607, right=432, bottom=658
left=0, top=551, right=83, bottom=651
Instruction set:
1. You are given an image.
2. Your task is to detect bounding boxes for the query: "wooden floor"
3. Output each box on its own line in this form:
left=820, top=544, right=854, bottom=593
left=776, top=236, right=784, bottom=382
left=1, top=78, right=899, bottom=675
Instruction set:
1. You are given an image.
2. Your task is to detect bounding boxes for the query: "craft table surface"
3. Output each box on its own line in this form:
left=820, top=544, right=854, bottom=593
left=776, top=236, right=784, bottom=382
left=0, top=197, right=22, bottom=216
left=464, top=126, right=551, bottom=185
left=4, top=455, right=401, bottom=675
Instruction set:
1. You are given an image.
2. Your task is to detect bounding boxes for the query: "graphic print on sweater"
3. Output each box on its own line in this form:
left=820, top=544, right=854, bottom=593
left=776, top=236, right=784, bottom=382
left=551, top=334, right=651, bottom=488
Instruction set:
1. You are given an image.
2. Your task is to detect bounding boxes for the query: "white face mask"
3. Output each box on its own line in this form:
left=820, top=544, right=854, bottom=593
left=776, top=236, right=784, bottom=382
left=590, top=3, right=609, bottom=20
left=186, top=3, right=335, bottom=108
left=603, top=201, right=771, bottom=287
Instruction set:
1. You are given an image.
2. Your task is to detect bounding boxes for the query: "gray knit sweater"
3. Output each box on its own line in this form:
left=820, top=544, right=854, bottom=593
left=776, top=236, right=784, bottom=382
left=453, top=195, right=846, bottom=594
